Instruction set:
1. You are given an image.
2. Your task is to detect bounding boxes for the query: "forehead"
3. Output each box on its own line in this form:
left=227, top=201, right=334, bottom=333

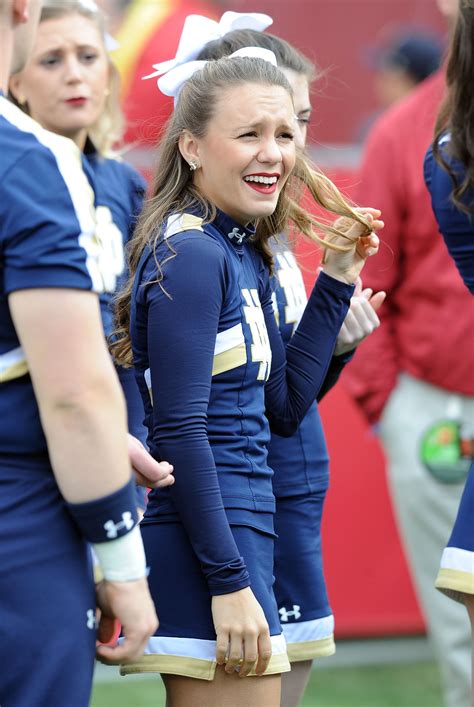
left=280, top=69, right=310, bottom=113
left=211, top=83, right=295, bottom=129
left=34, top=13, right=103, bottom=51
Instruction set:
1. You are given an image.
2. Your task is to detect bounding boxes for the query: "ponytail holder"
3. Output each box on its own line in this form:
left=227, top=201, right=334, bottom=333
left=158, top=47, right=279, bottom=103
left=142, top=11, right=273, bottom=81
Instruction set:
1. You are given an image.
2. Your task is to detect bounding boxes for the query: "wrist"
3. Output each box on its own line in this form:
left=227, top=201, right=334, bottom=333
left=93, top=525, right=147, bottom=582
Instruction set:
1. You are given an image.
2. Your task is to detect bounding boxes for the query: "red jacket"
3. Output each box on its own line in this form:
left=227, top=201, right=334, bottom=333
left=343, top=71, right=474, bottom=423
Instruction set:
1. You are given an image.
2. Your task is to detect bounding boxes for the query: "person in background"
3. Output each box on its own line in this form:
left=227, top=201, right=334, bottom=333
left=343, top=1, right=474, bottom=705
left=112, top=50, right=381, bottom=706
left=424, top=0, right=474, bottom=697
left=196, top=22, right=385, bottom=707
left=8, top=0, right=173, bottom=510
left=357, top=28, right=443, bottom=141
left=0, top=0, right=163, bottom=704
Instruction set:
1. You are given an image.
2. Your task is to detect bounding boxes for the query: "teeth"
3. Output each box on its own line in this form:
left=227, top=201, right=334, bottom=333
left=244, top=175, right=278, bottom=185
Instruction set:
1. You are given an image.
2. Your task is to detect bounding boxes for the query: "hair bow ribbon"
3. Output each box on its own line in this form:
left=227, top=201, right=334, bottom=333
left=142, top=11, right=273, bottom=81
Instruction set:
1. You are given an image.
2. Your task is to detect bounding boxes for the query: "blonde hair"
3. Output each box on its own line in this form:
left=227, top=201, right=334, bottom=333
left=12, top=0, right=124, bottom=155
left=112, top=56, right=371, bottom=366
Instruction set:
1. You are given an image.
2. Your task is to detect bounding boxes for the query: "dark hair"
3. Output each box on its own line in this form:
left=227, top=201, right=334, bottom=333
left=198, top=28, right=317, bottom=81
left=433, top=0, right=474, bottom=212
left=112, top=55, right=371, bottom=366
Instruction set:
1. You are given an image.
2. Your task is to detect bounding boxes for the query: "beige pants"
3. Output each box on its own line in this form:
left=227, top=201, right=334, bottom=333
left=380, top=373, right=474, bottom=707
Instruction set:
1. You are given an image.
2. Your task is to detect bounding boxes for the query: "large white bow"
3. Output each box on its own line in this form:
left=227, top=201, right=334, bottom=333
left=158, top=47, right=278, bottom=102
left=143, top=11, right=273, bottom=81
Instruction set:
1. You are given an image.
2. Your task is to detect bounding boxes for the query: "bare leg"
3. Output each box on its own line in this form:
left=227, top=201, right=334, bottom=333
left=280, top=660, right=313, bottom=707
left=163, top=666, right=281, bottom=707
left=464, top=595, right=474, bottom=707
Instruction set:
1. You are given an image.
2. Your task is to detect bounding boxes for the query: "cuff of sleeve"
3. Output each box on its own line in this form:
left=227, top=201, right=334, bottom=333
left=315, top=270, right=355, bottom=298
left=208, top=573, right=251, bottom=596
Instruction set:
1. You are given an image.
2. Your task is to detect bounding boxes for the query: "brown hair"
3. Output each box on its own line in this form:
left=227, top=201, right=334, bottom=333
left=112, top=55, right=371, bottom=366
left=10, top=0, right=124, bottom=155
left=434, top=0, right=474, bottom=212
left=198, top=28, right=318, bottom=81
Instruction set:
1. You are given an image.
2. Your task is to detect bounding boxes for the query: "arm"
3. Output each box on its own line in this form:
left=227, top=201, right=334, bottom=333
left=264, top=216, right=381, bottom=434
left=424, top=143, right=474, bottom=294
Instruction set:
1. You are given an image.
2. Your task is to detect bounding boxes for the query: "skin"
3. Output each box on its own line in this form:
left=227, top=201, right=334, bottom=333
left=180, top=83, right=297, bottom=226
left=10, top=12, right=109, bottom=149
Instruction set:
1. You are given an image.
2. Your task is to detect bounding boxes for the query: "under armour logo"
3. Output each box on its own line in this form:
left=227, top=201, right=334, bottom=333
left=227, top=227, right=247, bottom=244
left=103, top=511, right=134, bottom=539
left=86, top=609, right=97, bottom=630
left=279, top=605, right=302, bottom=622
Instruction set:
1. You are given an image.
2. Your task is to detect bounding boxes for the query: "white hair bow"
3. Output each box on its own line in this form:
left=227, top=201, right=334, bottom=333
left=157, top=47, right=278, bottom=103
left=142, top=11, right=273, bottom=81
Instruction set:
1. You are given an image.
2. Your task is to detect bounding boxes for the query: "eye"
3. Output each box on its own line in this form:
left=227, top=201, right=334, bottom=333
left=39, top=55, right=60, bottom=68
left=80, top=49, right=99, bottom=64
left=278, top=131, right=294, bottom=141
left=297, top=116, right=311, bottom=126
left=238, top=131, right=258, bottom=139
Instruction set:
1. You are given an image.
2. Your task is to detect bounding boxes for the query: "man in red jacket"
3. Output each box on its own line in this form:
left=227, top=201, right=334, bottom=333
left=344, top=3, right=474, bottom=706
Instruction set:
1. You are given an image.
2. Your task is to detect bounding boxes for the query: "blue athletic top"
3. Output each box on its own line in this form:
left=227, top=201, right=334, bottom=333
left=424, top=135, right=474, bottom=294
left=268, top=238, right=352, bottom=497
left=83, top=141, right=148, bottom=448
left=131, top=208, right=354, bottom=594
left=0, top=96, right=100, bottom=465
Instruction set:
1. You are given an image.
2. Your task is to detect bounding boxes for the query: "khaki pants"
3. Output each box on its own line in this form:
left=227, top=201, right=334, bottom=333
left=380, top=373, right=474, bottom=707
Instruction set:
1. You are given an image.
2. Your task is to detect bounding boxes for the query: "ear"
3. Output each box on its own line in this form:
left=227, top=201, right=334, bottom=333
left=9, top=73, right=24, bottom=103
left=178, top=129, right=201, bottom=168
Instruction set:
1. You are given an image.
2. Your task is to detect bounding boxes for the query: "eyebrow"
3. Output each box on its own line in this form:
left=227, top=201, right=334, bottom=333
left=297, top=108, right=313, bottom=116
left=233, top=120, right=296, bottom=131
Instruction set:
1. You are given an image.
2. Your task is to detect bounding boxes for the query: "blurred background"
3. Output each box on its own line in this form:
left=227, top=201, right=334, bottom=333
left=93, top=1, right=452, bottom=704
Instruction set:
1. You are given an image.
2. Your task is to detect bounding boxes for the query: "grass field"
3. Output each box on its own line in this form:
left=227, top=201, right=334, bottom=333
left=90, top=661, right=443, bottom=707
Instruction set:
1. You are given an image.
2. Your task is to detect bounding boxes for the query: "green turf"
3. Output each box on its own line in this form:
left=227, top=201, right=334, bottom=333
left=90, top=661, right=443, bottom=707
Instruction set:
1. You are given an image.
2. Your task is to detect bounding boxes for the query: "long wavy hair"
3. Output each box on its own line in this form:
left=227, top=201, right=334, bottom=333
left=9, top=0, right=124, bottom=155
left=112, top=56, right=371, bottom=366
left=434, top=0, right=474, bottom=212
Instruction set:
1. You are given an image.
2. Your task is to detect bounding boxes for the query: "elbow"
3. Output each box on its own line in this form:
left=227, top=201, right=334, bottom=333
left=267, top=415, right=298, bottom=438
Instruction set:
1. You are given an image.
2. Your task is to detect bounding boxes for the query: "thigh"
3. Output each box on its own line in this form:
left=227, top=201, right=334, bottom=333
left=163, top=665, right=281, bottom=707
left=0, top=465, right=96, bottom=707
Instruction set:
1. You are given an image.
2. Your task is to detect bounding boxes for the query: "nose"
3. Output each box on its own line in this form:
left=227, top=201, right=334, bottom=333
left=257, top=136, right=283, bottom=165
left=64, top=56, right=83, bottom=83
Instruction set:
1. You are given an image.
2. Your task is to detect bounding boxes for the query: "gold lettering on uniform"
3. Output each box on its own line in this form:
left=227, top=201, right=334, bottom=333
left=276, top=251, right=307, bottom=333
left=242, top=288, right=272, bottom=381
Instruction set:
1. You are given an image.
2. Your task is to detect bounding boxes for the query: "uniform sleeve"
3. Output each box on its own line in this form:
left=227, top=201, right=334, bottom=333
left=317, top=350, right=355, bottom=403
left=342, top=120, right=405, bottom=423
left=424, top=145, right=474, bottom=295
left=264, top=270, right=354, bottom=436
left=146, top=236, right=250, bottom=595
left=3, top=147, right=96, bottom=294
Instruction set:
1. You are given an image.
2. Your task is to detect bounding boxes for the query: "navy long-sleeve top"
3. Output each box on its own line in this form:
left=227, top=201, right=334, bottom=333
left=131, top=209, right=354, bottom=594
left=424, top=135, right=474, bottom=294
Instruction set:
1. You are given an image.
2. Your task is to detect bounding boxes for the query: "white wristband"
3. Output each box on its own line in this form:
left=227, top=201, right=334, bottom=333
left=93, top=525, right=147, bottom=582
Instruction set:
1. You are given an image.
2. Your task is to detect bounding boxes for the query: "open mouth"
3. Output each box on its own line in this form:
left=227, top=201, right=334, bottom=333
left=243, top=173, right=280, bottom=194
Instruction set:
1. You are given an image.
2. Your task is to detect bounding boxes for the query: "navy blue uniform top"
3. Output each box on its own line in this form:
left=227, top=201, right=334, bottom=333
left=425, top=135, right=474, bottom=294
left=268, top=238, right=352, bottom=497
left=0, top=96, right=100, bottom=465
left=83, top=141, right=148, bottom=448
left=131, top=208, right=354, bottom=594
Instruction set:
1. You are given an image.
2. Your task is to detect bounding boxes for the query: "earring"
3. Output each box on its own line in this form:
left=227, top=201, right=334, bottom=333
left=189, top=161, right=199, bottom=172
left=17, top=95, right=27, bottom=106
left=104, top=88, right=111, bottom=97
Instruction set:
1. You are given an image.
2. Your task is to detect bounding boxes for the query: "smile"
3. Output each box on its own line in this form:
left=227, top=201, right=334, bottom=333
left=243, top=173, right=280, bottom=194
